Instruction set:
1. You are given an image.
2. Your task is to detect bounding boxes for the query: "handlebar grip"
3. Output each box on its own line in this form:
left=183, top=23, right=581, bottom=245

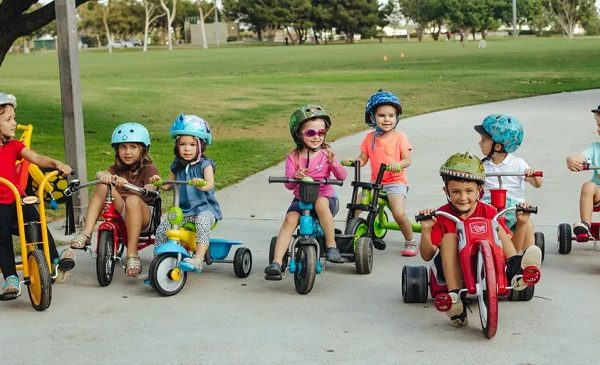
left=340, top=160, right=355, bottom=167
left=152, top=179, right=164, bottom=187
left=268, top=177, right=290, bottom=184
left=528, top=171, right=543, bottom=177
left=190, top=179, right=207, bottom=187
left=517, top=206, right=538, bottom=214
left=415, top=213, right=435, bottom=222
left=325, top=178, right=344, bottom=186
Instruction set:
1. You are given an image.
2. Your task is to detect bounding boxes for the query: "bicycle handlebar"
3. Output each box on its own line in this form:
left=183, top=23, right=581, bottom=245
left=485, top=171, right=543, bottom=178
left=415, top=205, right=538, bottom=223
left=64, top=179, right=159, bottom=198
left=582, top=161, right=600, bottom=170
left=152, top=178, right=207, bottom=188
left=268, top=176, right=344, bottom=186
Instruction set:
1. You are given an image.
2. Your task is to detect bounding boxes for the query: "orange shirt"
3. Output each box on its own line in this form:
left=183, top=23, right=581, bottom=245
left=360, top=130, right=412, bottom=184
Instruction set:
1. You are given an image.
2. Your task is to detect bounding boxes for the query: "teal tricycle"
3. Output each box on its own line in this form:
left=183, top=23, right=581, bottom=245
left=148, top=179, right=252, bottom=296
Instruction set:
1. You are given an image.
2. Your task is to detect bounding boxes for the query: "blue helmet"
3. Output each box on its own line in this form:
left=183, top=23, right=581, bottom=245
left=111, top=122, right=151, bottom=148
left=169, top=113, right=212, bottom=145
left=0, top=92, right=17, bottom=108
left=364, top=89, right=402, bottom=127
left=475, top=114, right=523, bottom=153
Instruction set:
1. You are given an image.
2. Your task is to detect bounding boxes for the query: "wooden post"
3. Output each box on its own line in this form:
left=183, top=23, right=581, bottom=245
left=55, top=0, right=88, bottom=227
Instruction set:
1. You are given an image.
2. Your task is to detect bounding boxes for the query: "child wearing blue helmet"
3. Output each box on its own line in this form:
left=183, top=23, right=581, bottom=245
left=566, top=103, right=600, bottom=236
left=344, top=90, right=416, bottom=256
left=150, top=113, right=222, bottom=273
left=474, top=114, right=543, bottom=253
left=69, top=122, right=159, bottom=277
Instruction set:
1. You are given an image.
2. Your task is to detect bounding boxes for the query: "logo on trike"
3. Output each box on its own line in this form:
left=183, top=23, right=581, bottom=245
left=469, top=223, right=488, bottom=234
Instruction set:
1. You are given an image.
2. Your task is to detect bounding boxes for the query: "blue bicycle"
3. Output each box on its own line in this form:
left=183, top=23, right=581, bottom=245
left=267, top=176, right=351, bottom=294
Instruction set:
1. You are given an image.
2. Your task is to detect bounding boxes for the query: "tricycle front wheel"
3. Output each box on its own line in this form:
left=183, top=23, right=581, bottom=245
left=149, top=253, right=187, bottom=296
left=27, top=249, right=52, bottom=311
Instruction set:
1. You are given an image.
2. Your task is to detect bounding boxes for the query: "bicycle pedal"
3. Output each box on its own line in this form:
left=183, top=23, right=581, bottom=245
left=264, top=274, right=283, bottom=281
left=373, top=239, right=386, bottom=250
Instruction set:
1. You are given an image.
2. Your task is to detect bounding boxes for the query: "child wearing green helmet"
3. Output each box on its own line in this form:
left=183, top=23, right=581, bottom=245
left=150, top=113, right=222, bottom=273
left=566, top=103, right=600, bottom=236
left=474, top=113, right=543, bottom=253
left=344, top=89, right=416, bottom=256
left=264, top=104, right=348, bottom=277
left=419, top=152, right=542, bottom=327
left=69, top=122, right=159, bottom=277
left=0, top=92, right=74, bottom=297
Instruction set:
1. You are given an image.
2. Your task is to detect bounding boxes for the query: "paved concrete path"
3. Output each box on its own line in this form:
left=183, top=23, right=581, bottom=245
left=3, top=90, right=600, bottom=364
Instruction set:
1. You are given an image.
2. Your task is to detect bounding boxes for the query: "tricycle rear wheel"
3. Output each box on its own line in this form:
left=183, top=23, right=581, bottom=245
left=557, top=223, right=572, bottom=254
left=534, top=232, right=545, bottom=262
left=402, top=265, right=428, bottom=303
left=233, top=247, right=252, bottom=278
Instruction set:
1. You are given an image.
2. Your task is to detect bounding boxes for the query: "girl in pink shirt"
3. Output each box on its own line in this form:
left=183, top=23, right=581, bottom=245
left=346, top=90, right=416, bottom=256
left=264, top=104, right=347, bottom=277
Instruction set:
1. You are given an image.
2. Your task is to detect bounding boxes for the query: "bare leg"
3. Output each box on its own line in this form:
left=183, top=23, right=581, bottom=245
left=315, top=197, right=336, bottom=248
left=439, top=233, right=462, bottom=291
left=387, top=194, right=413, bottom=241
left=124, top=195, right=151, bottom=256
left=272, top=211, right=299, bottom=265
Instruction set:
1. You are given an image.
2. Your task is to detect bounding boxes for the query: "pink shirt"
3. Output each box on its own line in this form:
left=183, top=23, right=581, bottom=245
left=360, top=130, right=412, bottom=184
left=284, top=149, right=347, bottom=198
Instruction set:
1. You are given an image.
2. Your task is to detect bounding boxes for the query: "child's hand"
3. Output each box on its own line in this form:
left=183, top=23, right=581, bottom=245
left=294, top=168, right=308, bottom=179
left=341, top=159, right=354, bottom=167
left=418, top=209, right=437, bottom=230
left=566, top=157, right=584, bottom=172
left=96, top=171, right=113, bottom=185
left=113, top=176, right=128, bottom=188
left=191, top=178, right=206, bottom=189
left=387, top=162, right=402, bottom=173
left=149, top=175, right=161, bottom=183
left=524, top=168, right=536, bottom=177
left=515, top=202, right=531, bottom=223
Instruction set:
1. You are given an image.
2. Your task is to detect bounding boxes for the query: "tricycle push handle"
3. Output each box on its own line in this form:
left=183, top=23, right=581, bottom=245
left=268, top=177, right=343, bottom=186
left=485, top=171, right=543, bottom=178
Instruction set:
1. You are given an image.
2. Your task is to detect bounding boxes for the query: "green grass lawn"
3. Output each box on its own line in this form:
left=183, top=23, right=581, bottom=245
left=1, top=37, right=599, bottom=189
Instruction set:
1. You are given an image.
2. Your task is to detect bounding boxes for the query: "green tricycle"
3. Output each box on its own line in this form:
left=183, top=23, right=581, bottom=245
left=342, top=161, right=421, bottom=250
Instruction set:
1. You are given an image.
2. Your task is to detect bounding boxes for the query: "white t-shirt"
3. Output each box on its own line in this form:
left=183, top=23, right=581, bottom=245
left=482, top=153, right=529, bottom=203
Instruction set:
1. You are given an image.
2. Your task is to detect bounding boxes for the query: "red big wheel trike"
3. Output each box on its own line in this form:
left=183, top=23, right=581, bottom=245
left=558, top=161, right=600, bottom=254
left=402, top=206, right=541, bottom=339
left=64, top=179, right=161, bottom=286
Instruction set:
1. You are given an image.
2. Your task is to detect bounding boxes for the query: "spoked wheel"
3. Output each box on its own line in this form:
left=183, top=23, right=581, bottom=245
left=294, top=245, right=317, bottom=294
left=268, top=236, right=288, bottom=272
left=534, top=232, right=545, bottom=262
left=557, top=223, right=572, bottom=255
left=27, top=249, right=52, bottom=311
left=373, top=209, right=388, bottom=240
left=233, top=247, right=252, bottom=278
left=402, top=265, right=428, bottom=303
left=148, top=253, right=187, bottom=296
left=96, top=230, right=117, bottom=287
left=354, top=237, right=373, bottom=274
left=476, top=241, right=498, bottom=339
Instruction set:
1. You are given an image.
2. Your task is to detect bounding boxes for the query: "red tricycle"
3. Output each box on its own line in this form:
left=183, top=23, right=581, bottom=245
left=558, top=161, right=600, bottom=254
left=402, top=206, right=541, bottom=339
left=64, top=179, right=161, bottom=286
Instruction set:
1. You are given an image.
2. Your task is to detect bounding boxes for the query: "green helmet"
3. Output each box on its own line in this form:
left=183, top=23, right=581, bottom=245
left=439, top=151, right=485, bottom=183
left=289, top=104, right=331, bottom=146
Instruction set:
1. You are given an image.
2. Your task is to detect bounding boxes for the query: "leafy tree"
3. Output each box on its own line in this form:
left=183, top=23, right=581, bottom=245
left=223, top=0, right=282, bottom=41
left=310, top=0, right=334, bottom=44
left=398, top=0, right=447, bottom=41
left=328, top=0, right=380, bottom=43
left=545, top=0, right=596, bottom=38
left=159, top=0, right=177, bottom=49
left=0, top=0, right=91, bottom=66
left=445, top=0, right=503, bottom=39
left=580, top=2, right=600, bottom=35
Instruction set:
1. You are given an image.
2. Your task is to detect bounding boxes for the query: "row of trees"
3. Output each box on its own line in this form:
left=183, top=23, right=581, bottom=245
left=393, top=0, right=600, bottom=41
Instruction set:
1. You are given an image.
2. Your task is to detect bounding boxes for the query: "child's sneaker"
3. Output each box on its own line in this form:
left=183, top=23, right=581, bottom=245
left=402, top=240, right=418, bottom=257
left=506, top=245, right=542, bottom=291
left=325, top=247, right=345, bottom=263
left=446, top=291, right=468, bottom=327
left=573, top=221, right=591, bottom=236
left=264, top=262, right=282, bottom=276
left=0, top=275, right=20, bottom=300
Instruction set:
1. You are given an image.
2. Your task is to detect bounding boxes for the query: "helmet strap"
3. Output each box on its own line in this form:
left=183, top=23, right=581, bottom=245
left=482, top=142, right=497, bottom=163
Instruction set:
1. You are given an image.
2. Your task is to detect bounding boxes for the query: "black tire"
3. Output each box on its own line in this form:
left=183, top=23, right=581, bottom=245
left=294, top=245, right=317, bottom=294
left=268, top=236, right=288, bottom=272
left=149, top=253, right=187, bottom=296
left=354, top=237, right=373, bottom=274
left=557, top=223, right=572, bottom=255
left=534, top=232, right=545, bottom=262
left=345, top=217, right=368, bottom=255
left=402, top=265, right=428, bottom=303
left=508, top=284, right=535, bottom=301
left=477, top=242, right=498, bottom=339
left=233, top=247, right=252, bottom=278
left=96, top=230, right=116, bottom=287
left=27, top=249, right=52, bottom=311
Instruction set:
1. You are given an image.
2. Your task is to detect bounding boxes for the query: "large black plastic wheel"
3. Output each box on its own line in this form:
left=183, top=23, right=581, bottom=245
left=534, top=232, right=545, bottom=262
left=149, top=253, right=187, bottom=296
left=27, top=249, right=52, bottom=311
left=96, top=230, right=117, bottom=287
left=557, top=223, right=572, bottom=255
left=268, top=236, right=288, bottom=272
left=233, top=247, right=252, bottom=278
left=508, top=284, right=534, bottom=302
left=344, top=217, right=368, bottom=255
left=354, top=237, right=373, bottom=274
left=477, top=241, right=498, bottom=339
left=402, top=265, right=428, bottom=303
left=294, top=245, right=317, bottom=295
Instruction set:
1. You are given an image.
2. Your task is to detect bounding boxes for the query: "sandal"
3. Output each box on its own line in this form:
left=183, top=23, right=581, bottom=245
left=182, top=256, right=203, bottom=273
left=69, top=232, right=91, bottom=249
left=125, top=255, right=142, bottom=277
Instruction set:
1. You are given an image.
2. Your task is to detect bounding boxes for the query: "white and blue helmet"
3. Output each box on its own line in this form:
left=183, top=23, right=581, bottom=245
left=0, top=92, right=17, bottom=108
left=169, top=113, right=212, bottom=145
left=111, top=122, right=151, bottom=148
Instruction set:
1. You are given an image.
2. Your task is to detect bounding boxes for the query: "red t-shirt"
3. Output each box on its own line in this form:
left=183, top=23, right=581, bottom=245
left=0, top=140, right=25, bottom=204
left=430, top=201, right=498, bottom=247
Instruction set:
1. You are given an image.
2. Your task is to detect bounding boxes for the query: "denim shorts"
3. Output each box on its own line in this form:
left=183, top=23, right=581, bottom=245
left=287, top=196, right=339, bottom=217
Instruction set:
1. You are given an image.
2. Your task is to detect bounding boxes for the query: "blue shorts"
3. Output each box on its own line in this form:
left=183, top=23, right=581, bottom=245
left=287, top=196, right=339, bottom=217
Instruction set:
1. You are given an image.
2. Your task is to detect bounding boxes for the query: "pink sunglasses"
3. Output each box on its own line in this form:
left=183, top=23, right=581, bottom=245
left=303, top=128, right=327, bottom=137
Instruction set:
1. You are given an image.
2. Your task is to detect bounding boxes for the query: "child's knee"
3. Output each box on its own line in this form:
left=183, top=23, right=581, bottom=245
left=581, top=181, right=598, bottom=194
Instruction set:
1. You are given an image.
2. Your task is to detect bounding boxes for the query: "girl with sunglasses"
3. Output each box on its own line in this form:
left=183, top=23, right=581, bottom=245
left=264, top=104, right=347, bottom=277
left=344, top=89, right=416, bottom=256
